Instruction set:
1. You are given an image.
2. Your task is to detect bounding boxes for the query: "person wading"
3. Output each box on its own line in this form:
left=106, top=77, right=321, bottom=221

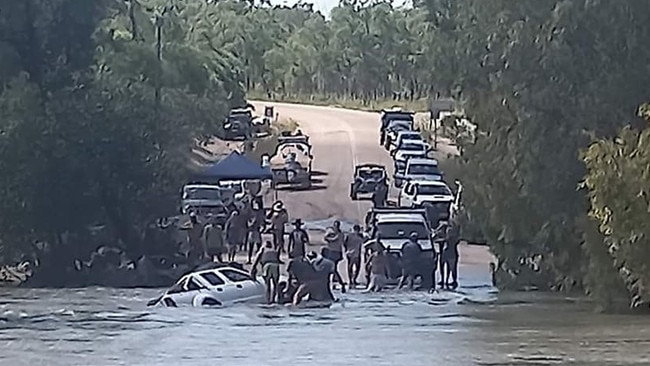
left=202, top=217, right=225, bottom=263
left=434, top=220, right=449, bottom=288
left=398, top=232, right=422, bottom=290
left=268, top=201, right=289, bottom=252
left=251, top=241, right=282, bottom=304
left=443, top=222, right=461, bottom=290
left=288, top=218, right=309, bottom=260
left=225, top=210, right=245, bottom=262
left=365, top=246, right=389, bottom=292
left=287, top=257, right=319, bottom=306
left=246, top=210, right=263, bottom=264
left=343, top=224, right=364, bottom=287
left=324, top=220, right=346, bottom=293
left=308, top=250, right=337, bottom=302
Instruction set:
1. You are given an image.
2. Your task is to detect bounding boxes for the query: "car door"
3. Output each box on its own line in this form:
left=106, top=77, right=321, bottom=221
left=404, top=183, right=417, bottom=207
left=399, top=182, right=412, bottom=207
left=219, top=268, right=262, bottom=302
left=165, top=276, right=199, bottom=306
left=196, top=270, right=235, bottom=303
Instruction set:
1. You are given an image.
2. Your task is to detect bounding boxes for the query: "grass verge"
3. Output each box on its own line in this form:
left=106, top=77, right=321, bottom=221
left=247, top=90, right=430, bottom=113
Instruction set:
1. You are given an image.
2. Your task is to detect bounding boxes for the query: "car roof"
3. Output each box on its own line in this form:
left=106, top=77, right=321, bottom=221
left=184, top=184, right=221, bottom=189
left=399, top=139, right=426, bottom=147
left=409, top=179, right=448, bottom=187
left=397, top=131, right=421, bottom=136
left=407, top=158, right=438, bottom=165
left=356, top=163, right=385, bottom=169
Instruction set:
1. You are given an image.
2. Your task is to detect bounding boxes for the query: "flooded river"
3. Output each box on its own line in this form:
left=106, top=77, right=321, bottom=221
left=2, top=263, right=650, bottom=366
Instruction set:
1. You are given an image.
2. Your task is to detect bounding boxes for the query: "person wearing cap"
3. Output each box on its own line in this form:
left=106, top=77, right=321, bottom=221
left=288, top=218, right=309, bottom=259
left=268, top=201, right=289, bottom=252
left=398, top=232, right=423, bottom=290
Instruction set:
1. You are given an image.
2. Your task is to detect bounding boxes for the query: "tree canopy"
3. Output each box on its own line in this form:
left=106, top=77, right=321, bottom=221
left=0, top=0, right=245, bottom=281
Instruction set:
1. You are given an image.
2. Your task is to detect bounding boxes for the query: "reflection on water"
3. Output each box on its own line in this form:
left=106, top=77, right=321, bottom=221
left=2, top=268, right=650, bottom=365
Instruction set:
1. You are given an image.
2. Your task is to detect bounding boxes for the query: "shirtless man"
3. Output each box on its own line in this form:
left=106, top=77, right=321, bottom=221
left=251, top=241, right=282, bottom=304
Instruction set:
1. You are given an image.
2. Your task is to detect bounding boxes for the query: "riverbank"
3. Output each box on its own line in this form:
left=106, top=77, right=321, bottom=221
left=247, top=90, right=430, bottom=113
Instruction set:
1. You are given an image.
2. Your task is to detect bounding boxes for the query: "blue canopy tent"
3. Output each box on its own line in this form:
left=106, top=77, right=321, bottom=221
left=197, top=151, right=273, bottom=181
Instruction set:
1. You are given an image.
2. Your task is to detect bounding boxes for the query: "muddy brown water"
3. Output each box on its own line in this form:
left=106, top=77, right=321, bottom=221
left=2, top=260, right=650, bottom=366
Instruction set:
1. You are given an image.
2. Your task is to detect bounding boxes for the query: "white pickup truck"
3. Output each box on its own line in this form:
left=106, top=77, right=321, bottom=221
left=389, top=130, right=423, bottom=152
left=393, top=157, right=442, bottom=188
left=362, top=208, right=436, bottom=288
left=398, top=180, right=454, bottom=208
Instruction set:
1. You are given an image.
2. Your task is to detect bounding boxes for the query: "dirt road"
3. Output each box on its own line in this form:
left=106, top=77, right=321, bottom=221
left=252, top=101, right=393, bottom=223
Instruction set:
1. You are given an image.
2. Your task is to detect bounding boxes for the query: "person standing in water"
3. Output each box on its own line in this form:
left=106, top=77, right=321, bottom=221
left=398, top=232, right=422, bottom=290
left=225, top=210, right=244, bottom=262
left=343, top=224, right=364, bottom=287
left=308, top=249, right=337, bottom=302
left=268, top=201, right=289, bottom=252
left=287, top=257, right=319, bottom=306
left=202, top=217, right=225, bottom=263
left=365, top=247, right=389, bottom=292
left=186, top=212, right=205, bottom=263
left=246, top=215, right=263, bottom=264
left=324, top=220, right=346, bottom=293
left=288, top=218, right=309, bottom=259
left=251, top=241, right=282, bottom=304
left=443, top=222, right=461, bottom=290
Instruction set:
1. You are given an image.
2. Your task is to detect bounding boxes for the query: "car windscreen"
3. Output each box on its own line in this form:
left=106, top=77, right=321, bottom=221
left=416, top=184, right=451, bottom=196
left=184, top=188, right=222, bottom=200
left=388, top=120, right=412, bottom=130
left=400, top=133, right=420, bottom=141
left=359, top=169, right=384, bottom=179
left=407, top=164, right=440, bottom=175
left=401, top=143, right=425, bottom=151
left=376, top=222, right=429, bottom=240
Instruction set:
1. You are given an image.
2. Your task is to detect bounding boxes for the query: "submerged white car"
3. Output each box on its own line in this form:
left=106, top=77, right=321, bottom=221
left=151, top=265, right=265, bottom=308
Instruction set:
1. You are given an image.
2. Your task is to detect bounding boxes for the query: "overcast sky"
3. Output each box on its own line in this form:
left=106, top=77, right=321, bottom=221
left=273, top=0, right=409, bottom=16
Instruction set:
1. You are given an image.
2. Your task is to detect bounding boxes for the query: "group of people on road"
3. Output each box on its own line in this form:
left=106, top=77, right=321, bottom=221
left=184, top=194, right=462, bottom=305
left=249, top=218, right=370, bottom=306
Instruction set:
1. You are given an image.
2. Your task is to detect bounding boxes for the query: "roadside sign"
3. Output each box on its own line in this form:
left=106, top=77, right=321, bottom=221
left=264, top=106, right=274, bottom=118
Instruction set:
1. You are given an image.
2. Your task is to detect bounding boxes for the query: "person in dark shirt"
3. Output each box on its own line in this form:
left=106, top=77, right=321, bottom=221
left=398, top=232, right=422, bottom=290
left=372, top=181, right=388, bottom=208
left=287, top=257, right=318, bottom=305
left=288, top=219, right=309, bottom=259
left=443, top=223, right=461, bottom=290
